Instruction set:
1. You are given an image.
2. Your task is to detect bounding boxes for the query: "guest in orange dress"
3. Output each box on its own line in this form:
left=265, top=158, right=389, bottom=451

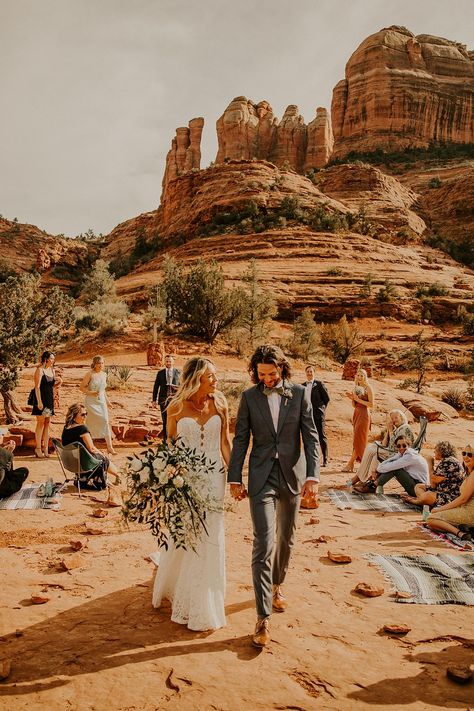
left=342, top=369, right=374, bottom=473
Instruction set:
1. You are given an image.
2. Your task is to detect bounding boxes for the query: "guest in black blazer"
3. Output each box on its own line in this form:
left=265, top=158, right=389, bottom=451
left=303, top=365, right=330, bottom=466
left=152, top=355, right=180, bottom=439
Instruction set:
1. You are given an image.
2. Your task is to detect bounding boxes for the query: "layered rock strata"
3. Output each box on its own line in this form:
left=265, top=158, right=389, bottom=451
left=332, top=26, right=474, bottom=158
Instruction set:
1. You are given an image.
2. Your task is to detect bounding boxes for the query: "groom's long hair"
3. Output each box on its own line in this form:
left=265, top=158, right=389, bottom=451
left=248, top=345, right=292, bottom=385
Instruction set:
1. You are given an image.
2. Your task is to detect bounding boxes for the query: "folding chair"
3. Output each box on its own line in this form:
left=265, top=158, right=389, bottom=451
left=52, top=438, right=104, bottom=497
left=376, top=416, right=428, bottom=461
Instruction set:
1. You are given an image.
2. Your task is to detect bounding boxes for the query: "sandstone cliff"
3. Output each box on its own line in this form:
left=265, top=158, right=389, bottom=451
left=161, top=117, right=204, bottom=199
left=332, top=26, right=474, bottom=158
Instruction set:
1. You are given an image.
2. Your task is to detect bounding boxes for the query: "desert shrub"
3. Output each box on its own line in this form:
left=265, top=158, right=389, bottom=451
left=0, top=259, right=17, bottom=283
left=428, top=176, right=442, bottom=188
left=328, top=143, right=474, bottom=168
left=415, top=282, right=449, bottom=298
left=376, top=280, right=398, bottom=303
left=326, top=267, right=344, bottom=276
left=398, top=331, right=433, bottom=393
left=462, top=314, right=474, bottom=336
left=238, top=260, right=277, bottom=347
left=427, top=233, right=474, bottom=268
left=397, top=378, right=419, bottom=391
left=81, top=259, right=117, bottom=305
left=319, top=314, right=366, bottom=364
left=106, top=365, right=133, bottom=390
left=359, top=272, right=374, bottom=298
left=225, top=327, right=251, bottom=357
left=287, top=308, right=320, bottom=361
left=88, top=300, right=130, bottom=336
left=218, top=379, right=249, bottom=418
left=441, top=387, right=465, bottom=411
left=465, top=380, right=474, bottom=412
left=142, top=285, right=167, bottom=342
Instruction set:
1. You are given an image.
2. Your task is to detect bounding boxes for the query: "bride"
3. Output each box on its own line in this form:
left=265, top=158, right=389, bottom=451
left=152, top=356, right=231, bottom=631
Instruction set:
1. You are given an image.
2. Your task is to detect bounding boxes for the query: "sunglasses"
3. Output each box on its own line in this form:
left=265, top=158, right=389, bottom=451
left=79, top=411, right=87, bottom=416
left=396, top=443, right=407, bottom=450
left=462, top=451, right=473, bottom=458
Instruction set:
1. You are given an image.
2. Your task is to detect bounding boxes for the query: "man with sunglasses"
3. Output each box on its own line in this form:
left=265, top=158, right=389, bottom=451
left=375, top=435, right=429, bottom=495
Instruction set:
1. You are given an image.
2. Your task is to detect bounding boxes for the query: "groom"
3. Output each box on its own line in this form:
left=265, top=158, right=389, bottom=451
left=228, top=344, right=320, bottom=648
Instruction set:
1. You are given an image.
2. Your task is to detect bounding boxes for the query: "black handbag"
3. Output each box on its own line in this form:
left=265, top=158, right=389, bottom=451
left=27, top=388, right=37, bottom=407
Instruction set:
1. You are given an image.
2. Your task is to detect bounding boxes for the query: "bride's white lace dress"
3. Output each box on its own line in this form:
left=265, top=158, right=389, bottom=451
left=152, top=414, right=226, bottom=630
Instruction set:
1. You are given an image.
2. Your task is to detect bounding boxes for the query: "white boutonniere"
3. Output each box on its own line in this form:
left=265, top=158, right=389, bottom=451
left=282, top=386, right=293, bottom=406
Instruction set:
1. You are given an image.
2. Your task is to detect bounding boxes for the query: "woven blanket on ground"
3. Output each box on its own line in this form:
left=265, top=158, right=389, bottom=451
left=415, top=522, right=474, bottom=552
left=327, top=488, right=420, bottom=512
left=366, top=553, right=474, bottom=605
left=0, top=483, right=61, bottom=510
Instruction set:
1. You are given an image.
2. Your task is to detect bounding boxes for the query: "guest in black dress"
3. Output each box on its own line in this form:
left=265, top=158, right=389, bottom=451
left=62, top=403, right=121, bottom=506
left=32, top=351, right=61, bottom=458
left=0, top=429, right=29, bottom=498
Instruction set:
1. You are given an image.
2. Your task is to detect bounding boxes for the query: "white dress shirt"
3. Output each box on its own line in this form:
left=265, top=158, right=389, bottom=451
left=377, top=447, right=429, bottom=484
left=166, top=368, right=172, bottom=385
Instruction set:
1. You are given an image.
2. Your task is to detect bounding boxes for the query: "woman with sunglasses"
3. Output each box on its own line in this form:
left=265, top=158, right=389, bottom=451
left=427, top=445, right=474, bottom=541
left=400, top=440, right=464, bottom=508
left=62, top=403, right=121, bottom=506
left=374, top=435, right=429, bottom=495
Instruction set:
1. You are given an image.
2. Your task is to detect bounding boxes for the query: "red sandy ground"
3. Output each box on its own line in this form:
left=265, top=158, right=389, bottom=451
left=0, top=350, right=473, bottom=710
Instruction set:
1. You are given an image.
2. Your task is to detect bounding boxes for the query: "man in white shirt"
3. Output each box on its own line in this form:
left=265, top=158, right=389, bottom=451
left=376, top=435, right=429, bottom=495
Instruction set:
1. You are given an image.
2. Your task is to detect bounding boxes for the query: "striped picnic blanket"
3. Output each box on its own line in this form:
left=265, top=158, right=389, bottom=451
left=0, top=483, right=61, bottom=510
left=366, top=553, right=474, bottom=605
left=327, top=488, right=420, bottom=513
left=415, top=522, right=474, bottom=552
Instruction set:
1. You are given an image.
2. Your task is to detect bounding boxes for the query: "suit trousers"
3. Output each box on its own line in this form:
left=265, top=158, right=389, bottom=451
left=159, top=403, right=168, bottom=440
left=249, top=460, right=300, bottom=618
left=314, top=413, right=328, bottom=463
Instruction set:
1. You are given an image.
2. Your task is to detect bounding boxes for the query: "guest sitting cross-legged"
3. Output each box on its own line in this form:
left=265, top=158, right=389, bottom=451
left=62, top=403, right=122, bottom=506
left=400, top=440, right=464, bottom=509
left=426, top=443, right=474, bottom=541
left=375, top=434, right=429, bottom=496
left=351, top=409, right=414, bottom=493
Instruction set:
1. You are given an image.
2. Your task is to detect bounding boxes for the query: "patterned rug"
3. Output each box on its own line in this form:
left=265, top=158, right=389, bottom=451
left=0, top=483, right=62, bottom=510
left=415, top=522, right=474, bottom=552
left=366, top=553, right=474, bottom=605
left=327, top=488, right=420, bottom=513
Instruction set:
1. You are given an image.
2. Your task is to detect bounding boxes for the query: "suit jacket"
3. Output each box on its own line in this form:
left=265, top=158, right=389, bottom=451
left=302, top=380, right=330, bottom=419
left=227, top=381, right=320, bottom=496
left=152, top=368, right=180, bottom=405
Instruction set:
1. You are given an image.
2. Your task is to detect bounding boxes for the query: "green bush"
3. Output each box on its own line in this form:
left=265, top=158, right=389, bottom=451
left=376, top=280, right=398, bottom=303
left=441, top=387, right=465, bottom=410
left=415, top=282, right=449, bottom=298
left=428, top=176, right=442, bottom=188
left=427, top=233, right=474, bottom=268
left=462, top=314, right=474, bottom=336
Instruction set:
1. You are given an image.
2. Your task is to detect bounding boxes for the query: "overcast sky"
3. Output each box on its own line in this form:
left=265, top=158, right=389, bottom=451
left=1, top=0, right=473, bottom=237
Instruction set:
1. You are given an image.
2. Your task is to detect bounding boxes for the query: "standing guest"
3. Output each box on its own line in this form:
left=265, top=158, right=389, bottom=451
left=0, top=428, right=29, bottom=498
left=152, top=355, right=180, bottom=439
left=401, top=441, right=465, bottom=508
left=32, top=351, right=61, bottom=458
left=62, top=403, right=121, bottom=506
left=342, top=368, right=374, bottom=473
left=80, top=356, right=116, bottom=454
left=375, top=435, right=429, bottom=495
left=303, top=365, right=330, bottom=466
left=228, top=345, right=319, bottom=648
left=426, top=444, right=474, bottom=541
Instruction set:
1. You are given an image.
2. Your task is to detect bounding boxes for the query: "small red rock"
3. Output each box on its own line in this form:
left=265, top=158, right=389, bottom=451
left=30, top=595, right=50, bottom=605
left=383, top=624, right=411, bottom=635
left=92, top=509, right=108, bottom=518
left=446, top=665, right=473, bottom=684
left=69, top=540, right=84, bottom=551
left=60, top=554, right=83, bottom=571
left=327, top=551, right=352, bottom=564
left=353, top=582, right=384, bottom=597
left=0, top=658, right=11, bottom=680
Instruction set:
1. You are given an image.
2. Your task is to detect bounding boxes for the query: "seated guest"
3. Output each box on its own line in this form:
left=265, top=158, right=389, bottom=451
left=375, top=435, right=429, bottom=496
left=62, top=403, right=121, bottom=506
left=0, top=428, right=29, bottom=498
left=401, top=441, right=464, bottom=508
left=352, top=409, right=414, bottom=492
left=427, top=443, right=474, bottom=541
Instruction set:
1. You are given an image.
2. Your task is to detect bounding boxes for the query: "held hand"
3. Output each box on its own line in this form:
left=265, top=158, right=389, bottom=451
left=38, top=402, right=43, bottom=411
left=5, top=440, right=15, bottom=453
left=301, top=480, right=319, bottom=500
left=230, top=483, right=247, bottom=501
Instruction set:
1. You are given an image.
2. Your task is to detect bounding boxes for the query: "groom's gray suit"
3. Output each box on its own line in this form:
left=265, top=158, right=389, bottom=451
left=228, top=380, right=320, bottom=618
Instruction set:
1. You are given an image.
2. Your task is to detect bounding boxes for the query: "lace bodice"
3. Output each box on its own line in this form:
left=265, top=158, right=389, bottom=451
left=177, top=414, right=222, bottom=455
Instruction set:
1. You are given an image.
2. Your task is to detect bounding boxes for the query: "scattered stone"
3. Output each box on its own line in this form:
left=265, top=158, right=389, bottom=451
left=305, top=517, right=320, bottom=525
left=92, top=509, right=108, bottom=519
left=30, top=595, right=50, bottom=605
left=83, top=524, right=105, bottom=536
left=315, top=535, right=330, bottom=543
left=0, top=658, right=11, bottom=680
left=69, top=540, right=84, bottom=551
left=166, top=668, right=180, bottom=692
left=446, top=665, right=473, bottom=685
left=392, top=590, right=412, bottom=600
left=383, top=624, right=411, bottom=636
left=353, top=583, right=384, bottom=597
left=327, top=551, right=352, bottom=564
left=60, top=554, right=84, bottom=571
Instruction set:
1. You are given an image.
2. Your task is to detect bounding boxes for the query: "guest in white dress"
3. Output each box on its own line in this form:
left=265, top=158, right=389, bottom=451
left=152, top=356, right=231, bottom=631
left=80, top=356, right=116, bottom=455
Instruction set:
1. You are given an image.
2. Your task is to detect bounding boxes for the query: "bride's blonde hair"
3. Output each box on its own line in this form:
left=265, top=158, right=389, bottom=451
left=167, top=356, right=227, bottom=420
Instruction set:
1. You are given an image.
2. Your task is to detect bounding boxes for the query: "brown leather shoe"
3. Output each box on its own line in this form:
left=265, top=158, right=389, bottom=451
left=252, top=617, right=270, bottom=647
left=272, top=585, right=288, bottom=612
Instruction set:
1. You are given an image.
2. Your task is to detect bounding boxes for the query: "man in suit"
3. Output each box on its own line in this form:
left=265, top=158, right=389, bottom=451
left=303, top=364, right=330, bottom=466
left=152, top=355, right=180, bottom=440
left=228, top=345, right=319, bottom=648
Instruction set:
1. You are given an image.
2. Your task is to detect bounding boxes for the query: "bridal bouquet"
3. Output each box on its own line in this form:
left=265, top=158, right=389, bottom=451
left=122, top=438, right=221, bottom=551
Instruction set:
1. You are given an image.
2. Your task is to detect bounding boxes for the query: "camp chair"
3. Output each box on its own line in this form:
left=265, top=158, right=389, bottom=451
left=376, top=416, right=428, bottom=461
left=52, top=438, right=104, bottom=497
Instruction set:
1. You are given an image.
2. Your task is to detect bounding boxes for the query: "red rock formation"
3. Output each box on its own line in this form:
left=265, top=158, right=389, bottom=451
left=270, top=105, right=307, bottom=172
left=161, top=117, right=204, bottom=198
left=305, top=108, right=334, bottom=171
left=332, top=26, right=474, bottom=158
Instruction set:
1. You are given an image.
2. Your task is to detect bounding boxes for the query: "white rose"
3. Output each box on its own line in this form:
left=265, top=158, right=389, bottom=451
left=174, top=475, right=184, bottom=489
left=152, top=457, right=166, bottom=473
left=139, top=468, right=149, bottom=483
left=130, top=458, right=143, bottom=472
left=158, top=471, right=168, bottom=485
